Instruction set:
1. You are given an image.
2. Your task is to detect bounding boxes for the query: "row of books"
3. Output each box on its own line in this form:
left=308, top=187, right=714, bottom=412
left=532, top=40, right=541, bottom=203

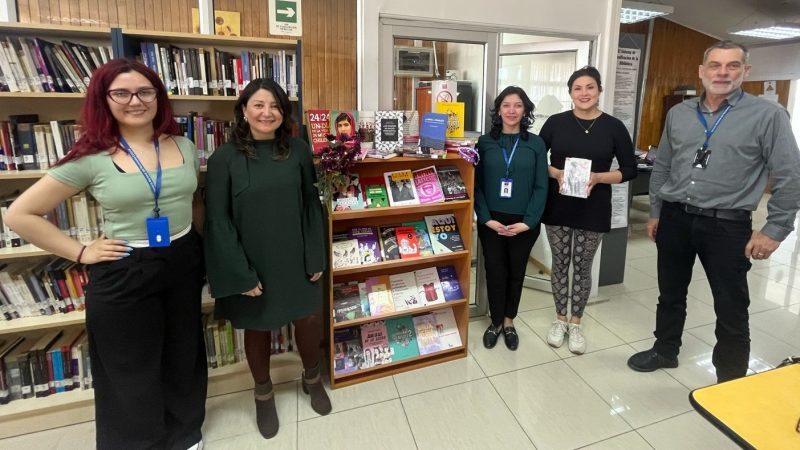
left=0, top=258, right=88, bottom=320
left=0, top=36, right=112, bottom=94
left=201, top=315, right=295, bottom=370
left=0, top=114, right=81, bottom=171
left=0, top=328, right=92, bottom=404
left=331, top=214, right=465, bottom=269
left=333, top=307, right=462, bottom=375
left=174, top=113, right=233, bottom=166
left=306, top=109, right=478, bottom=160
left=331, top=165, right=468, bottom=211
left=137, top=42, right=298, bottom=97
left=332, top=264, right=463, bottom=323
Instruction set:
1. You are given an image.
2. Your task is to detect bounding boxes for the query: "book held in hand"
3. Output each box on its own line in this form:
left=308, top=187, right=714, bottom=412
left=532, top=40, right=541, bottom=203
left=561, top=157, right=592, bottom=198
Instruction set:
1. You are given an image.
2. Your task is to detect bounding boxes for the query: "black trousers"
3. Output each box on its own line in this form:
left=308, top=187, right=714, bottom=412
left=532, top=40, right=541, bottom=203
left=86, top=230, right=208, bottom=450
left=653, top=202, right=752, bottom=382
left=478, top=211, right=540, bottom=327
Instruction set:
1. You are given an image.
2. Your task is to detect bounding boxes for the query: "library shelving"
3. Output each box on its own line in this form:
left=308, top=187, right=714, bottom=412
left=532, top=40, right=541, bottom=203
left=0, top=22, right=304, bottom=438
left=326, top=155, right=475, bottom=389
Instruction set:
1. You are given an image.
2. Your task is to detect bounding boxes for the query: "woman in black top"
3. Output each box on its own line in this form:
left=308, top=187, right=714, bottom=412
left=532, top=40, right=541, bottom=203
left=539, top=66, right=636, bottom=354
left=475, top=86, right=549, bottom=351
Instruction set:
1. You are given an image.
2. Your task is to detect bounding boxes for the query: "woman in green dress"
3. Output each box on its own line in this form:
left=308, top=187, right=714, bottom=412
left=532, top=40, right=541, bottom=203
left=204, top=79, right=332, bottom=439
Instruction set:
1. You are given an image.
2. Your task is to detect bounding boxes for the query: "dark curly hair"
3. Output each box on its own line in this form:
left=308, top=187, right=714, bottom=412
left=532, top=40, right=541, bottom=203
left=489, top=86, right=535, bottom=141
left=232, top=78, right=294, bottom=160
left=568, top=66, right=603, bottom=93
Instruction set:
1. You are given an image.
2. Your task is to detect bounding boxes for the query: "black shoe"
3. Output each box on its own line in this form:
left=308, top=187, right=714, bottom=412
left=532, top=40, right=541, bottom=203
left=503, top=326, right=519, bottom=351
left=627, top=348, right=679, bottom=372
left=483, top=324, right=502, bottom=349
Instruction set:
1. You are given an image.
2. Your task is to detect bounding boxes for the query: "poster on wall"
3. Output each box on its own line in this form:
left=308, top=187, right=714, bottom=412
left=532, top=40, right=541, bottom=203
left=612, top=47, right=641, bottom=139
left=269, top=0, right=303, bottom=37
left=610, top=159, right=629, bottom=229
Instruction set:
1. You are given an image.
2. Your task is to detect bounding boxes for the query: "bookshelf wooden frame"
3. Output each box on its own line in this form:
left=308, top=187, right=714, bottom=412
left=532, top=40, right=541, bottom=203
left=326, top=154, right=475, bottom=389
left=0, top=23, right=305, bottom=439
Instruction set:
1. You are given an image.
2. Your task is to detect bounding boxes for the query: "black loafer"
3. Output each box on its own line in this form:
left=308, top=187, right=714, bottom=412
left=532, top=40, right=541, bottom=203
left=483, top=325, right=501, bottom=349
left=503, top=326, right=519, bottom=351
left=627, top=348, right=679, bottom=372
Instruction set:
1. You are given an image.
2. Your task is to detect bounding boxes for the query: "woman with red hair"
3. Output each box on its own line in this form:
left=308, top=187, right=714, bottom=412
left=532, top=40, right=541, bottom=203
left=5, top=59, right=207, bottom=450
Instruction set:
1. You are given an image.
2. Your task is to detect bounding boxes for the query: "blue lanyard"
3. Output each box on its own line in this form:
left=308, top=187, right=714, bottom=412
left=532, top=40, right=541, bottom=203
left=119, top=137, right=162, bottom=217
left=501, top=135, right=520, bottom=178
left=695, top=91, right=743, bottom=149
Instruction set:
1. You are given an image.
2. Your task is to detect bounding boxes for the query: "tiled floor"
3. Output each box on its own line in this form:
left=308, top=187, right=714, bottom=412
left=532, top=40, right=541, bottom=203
left=4, top=196, right=800, bottom=449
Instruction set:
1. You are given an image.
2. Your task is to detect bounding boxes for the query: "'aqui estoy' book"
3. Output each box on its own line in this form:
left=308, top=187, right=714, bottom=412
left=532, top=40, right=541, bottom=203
left=386, top=316, right=420, bottom=361
left=562, top=157, right=592, bottom=199
left=412, top=165, right=445, bottom=204
left=331, top=239, right=361, bottom=269
left=436, top=165, right=468, bottom=201
left=306, top=109, right=330, bottom=155
left=349, top=226, right=381, bottom=264
left=389, top=271, right=421, bottom=311
left=401, top=220, right=433, bottom=256
left=414, top=266, right=446, bottom=306
left=437, top=265, right=464, bottom=301
left=395, top=226, right=420, bottom=259
left=425, top=214, right=465, bottom=254
left=384, top=169, right=420, bottom=206
left=434, top=102, right=465, bottom=138
left=432, top=308, right=462, bottom=349
left=365, top=275, right=395, bottom=316
left=420, top=112, right=448, bottom=151
left=360, top=321, right=391, bottom=368
left=332, top=173, right=365, bottom=211
left=373, top=110, right=403, bottom=154
left=412, top=313, right=442, bottom=355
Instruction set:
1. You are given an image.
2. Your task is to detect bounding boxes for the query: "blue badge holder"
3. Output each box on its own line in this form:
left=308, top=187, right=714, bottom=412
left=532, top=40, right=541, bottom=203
left=146, top=216, right=171, bottom=247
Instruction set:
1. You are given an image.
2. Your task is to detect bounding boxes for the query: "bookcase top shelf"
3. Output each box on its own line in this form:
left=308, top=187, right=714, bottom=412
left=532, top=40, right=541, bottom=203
left=120, top=29, right=299, bottom=49
left=0, top=22, right=111, bottom=38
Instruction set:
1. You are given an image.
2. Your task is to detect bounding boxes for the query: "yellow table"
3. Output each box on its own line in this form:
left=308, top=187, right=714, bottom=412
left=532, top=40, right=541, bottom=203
left=690, top=364, right=800, bottom=449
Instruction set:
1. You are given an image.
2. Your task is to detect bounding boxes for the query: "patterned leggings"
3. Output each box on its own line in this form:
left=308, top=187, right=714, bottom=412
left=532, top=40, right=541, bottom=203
left=545, top=225, right=604, bottom=318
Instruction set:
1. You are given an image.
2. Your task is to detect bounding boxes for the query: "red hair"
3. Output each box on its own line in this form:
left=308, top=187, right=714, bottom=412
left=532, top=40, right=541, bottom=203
left=56, top=59, right=180, bottom=165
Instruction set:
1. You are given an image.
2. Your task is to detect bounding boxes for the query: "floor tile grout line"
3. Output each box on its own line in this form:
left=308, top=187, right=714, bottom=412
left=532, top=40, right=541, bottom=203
left=573, top=429, right=651, bottom=450
left=484, top=374, right=539, bottom=449
left=393, top=377, right=421, bottom=450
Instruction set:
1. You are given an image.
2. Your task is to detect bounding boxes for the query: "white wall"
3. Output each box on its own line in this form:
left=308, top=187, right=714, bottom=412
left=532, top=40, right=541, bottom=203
left=360, top=0, right=622, bottom=110
left=748, top=42, right=800, bottom=81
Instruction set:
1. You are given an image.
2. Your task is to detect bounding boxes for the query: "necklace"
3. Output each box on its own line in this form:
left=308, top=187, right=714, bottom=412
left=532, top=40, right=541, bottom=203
left=574, top=114, right=599, bottom=134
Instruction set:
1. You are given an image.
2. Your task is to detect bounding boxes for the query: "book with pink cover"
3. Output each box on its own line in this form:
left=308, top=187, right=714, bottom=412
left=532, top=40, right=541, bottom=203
left=412, top=166, right=445, bottom=204
left=412, top=313, right=441, bottom=355
left=360, top=321, right=391, bottom=368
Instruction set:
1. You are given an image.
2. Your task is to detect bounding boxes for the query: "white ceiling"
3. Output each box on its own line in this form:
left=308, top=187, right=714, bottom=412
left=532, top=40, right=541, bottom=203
left=654, top=0, right=800, bottom=45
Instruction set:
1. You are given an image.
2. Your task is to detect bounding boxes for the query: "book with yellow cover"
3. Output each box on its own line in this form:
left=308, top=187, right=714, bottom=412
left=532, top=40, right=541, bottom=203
left=435, top=102, right=465, bottom=138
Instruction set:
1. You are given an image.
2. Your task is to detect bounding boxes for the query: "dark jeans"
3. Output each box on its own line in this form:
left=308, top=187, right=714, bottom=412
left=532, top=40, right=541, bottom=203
left=653, top=202, right=752, bottom=382
left=86, top=230, right=208, bottom=450
left=478, top=211, right=540, bottom=327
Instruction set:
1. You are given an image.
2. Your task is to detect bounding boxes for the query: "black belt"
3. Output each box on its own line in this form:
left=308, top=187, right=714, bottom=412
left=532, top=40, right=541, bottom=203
left=666, top=202, right=751, bottom=221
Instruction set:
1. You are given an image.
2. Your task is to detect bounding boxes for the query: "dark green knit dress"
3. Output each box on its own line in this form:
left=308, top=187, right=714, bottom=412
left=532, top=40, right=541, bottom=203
left=204, top=137, right=326, bottom=330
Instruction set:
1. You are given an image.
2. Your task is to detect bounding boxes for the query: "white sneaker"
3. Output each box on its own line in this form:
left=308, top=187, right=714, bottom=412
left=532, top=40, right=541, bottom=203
left=568, top=323, right=586, bottom=355
left=546, top=320, right=569, bottom=348
left=187, top=441, right=204, bottom=450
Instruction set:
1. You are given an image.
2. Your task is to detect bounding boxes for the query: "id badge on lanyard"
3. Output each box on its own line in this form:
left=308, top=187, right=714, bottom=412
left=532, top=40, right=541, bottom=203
left=119, top=137, right=171, bottom=247
left=500, top=136, right=520, bottom=199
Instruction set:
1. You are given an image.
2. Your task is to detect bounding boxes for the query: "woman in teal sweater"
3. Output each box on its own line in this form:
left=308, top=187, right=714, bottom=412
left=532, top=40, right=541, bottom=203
left=475, top=86, right=549, bottom=351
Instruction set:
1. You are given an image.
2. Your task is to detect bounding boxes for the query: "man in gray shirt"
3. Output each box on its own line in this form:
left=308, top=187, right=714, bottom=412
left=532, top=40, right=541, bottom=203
left=627, top=41, right=800, bottom=382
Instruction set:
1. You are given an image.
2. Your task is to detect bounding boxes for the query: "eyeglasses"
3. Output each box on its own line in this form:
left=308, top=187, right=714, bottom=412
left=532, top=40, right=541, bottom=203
left=107, top=88, right=158, bottom=104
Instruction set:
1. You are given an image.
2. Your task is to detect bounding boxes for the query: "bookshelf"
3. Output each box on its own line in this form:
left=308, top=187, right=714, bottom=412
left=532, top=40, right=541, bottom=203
left=0, top=23, right=305, bottom=438
left=326, top=155, right=474, bottom=389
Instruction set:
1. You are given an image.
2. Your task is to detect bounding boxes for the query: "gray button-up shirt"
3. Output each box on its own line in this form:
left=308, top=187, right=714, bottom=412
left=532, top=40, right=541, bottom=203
left=650, top=88, right=800, bottom=241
